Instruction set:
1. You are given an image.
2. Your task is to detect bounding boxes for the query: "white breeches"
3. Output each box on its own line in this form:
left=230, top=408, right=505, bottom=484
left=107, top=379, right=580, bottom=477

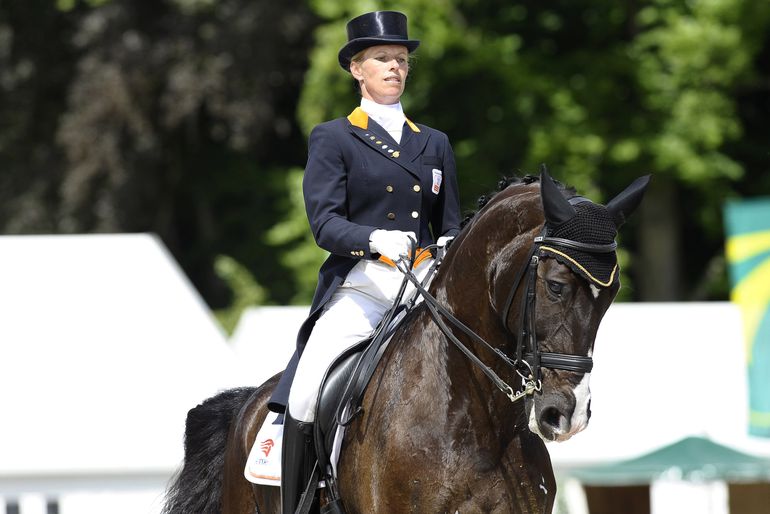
left=287, top=258, right=433, bottom=422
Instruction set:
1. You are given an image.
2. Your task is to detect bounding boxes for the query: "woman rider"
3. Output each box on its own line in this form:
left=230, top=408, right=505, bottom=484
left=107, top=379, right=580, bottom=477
left=269, top=11, right=462, bottom=513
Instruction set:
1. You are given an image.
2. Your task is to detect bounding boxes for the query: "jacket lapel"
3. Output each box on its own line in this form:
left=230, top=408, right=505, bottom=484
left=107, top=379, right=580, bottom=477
left=346, top=107, right=423, bottom=177
left=400, top=118, right=431, bottom=163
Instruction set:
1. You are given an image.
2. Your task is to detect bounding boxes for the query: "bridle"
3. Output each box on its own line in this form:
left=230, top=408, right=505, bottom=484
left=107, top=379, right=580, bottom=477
left=398, top=224, right=617, bottom=403
left=501, top=231, right=616, bottom=379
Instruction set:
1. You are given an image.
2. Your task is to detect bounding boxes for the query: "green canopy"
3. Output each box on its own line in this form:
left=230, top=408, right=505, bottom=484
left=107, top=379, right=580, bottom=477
left=570, top=436, right=770, bottom=486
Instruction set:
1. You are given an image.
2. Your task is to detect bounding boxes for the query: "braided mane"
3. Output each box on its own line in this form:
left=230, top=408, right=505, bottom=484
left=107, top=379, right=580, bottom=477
left=461, top=173, right=575, bottom=228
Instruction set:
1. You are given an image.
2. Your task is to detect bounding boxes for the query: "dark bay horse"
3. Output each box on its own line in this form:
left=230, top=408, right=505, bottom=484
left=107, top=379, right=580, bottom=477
left=162, top=171, right=648, bottom=514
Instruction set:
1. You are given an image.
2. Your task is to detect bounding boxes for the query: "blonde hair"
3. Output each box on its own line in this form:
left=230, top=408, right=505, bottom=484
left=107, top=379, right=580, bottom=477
left=349, top=46, right=412, bottom=67
left=350, top=49, right=367, bottom=65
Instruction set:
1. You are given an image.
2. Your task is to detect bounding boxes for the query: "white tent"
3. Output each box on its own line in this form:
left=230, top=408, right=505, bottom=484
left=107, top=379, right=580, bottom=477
left=548, top=302, right=770, bottom=466
left=230, top=306, right=308, bottom=387
left=547, top=302, right=770, bottom=514
left=0, top=234, right=252, bottom=513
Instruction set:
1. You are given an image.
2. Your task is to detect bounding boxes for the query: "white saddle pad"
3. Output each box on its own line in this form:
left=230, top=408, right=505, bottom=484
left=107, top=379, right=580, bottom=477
left=245, top=411, right=347, bottom=487
left=244, top=411, right=283, bottom=486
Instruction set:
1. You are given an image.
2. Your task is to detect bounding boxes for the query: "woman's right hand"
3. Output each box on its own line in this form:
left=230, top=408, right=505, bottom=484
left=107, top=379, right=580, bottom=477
left=369, top=229, right=416, bottom=262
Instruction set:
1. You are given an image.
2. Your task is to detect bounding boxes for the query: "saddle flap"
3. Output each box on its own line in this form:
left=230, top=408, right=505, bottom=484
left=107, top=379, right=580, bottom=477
left=315, top=342, right=367, bottom=464
left=314, top=305, right=416, bottom=467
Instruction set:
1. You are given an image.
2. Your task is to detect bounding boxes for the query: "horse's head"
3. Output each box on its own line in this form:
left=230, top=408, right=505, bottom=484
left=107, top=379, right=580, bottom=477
left=514, top=168, right=649, bottom=442
left=434, top=168, right=647, bottom=444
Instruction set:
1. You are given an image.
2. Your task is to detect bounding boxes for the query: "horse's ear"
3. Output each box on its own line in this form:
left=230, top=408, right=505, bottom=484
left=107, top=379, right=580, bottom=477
left=540, top=164, right=576, bottom=225
left=606, top=175, right=651, bottom=228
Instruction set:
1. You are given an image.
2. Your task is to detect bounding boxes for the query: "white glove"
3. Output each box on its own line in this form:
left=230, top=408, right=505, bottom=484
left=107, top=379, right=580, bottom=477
left=369, top=229, right=416, bottom=262
left=436, top=235, right=455, bottom=248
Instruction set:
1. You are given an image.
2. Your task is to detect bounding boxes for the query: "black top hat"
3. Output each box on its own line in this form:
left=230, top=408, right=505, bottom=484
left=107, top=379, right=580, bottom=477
left=338, top=11, right=420, bottom=71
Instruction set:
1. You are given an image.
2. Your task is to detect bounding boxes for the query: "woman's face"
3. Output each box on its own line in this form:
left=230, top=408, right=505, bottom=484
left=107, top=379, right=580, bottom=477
left=350, top=45, right=409, bottom=105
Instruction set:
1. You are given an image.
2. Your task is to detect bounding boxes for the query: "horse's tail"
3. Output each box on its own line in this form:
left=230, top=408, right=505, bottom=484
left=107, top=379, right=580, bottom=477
left=161, top=386, right=256, bottom=514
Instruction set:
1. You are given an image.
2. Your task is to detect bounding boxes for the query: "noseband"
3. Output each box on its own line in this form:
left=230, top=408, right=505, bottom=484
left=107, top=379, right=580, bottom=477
left=398, top=225, right=617, bottom=403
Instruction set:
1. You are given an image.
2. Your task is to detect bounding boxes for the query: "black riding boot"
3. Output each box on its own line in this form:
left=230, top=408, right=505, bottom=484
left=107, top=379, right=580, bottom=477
left=281, top=412, right=316, bottom=514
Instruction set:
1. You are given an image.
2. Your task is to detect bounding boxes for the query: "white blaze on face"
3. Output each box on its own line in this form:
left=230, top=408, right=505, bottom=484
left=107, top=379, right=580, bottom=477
left=568, top=372, right=592, bottom=436
left=528, top=401, right=543, bottom=438
left=589, top=284, right=601, bottom=299
left=530, top=372, right=593, bottom=442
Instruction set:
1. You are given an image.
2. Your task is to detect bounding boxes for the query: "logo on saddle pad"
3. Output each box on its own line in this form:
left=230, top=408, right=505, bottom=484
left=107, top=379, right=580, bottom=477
left=260, top=438, right=275, bottom=457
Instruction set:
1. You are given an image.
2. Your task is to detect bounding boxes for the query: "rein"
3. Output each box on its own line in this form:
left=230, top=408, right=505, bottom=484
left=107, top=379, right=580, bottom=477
left=396, top=251, right=539, bottom=403
left=398, top=228, right=616, bottom=403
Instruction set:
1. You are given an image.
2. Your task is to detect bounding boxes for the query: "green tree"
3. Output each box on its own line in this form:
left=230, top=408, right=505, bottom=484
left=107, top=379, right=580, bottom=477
left=264, top=168, right=328, bottom=304
left=4, top=0, right=770, bottom=309
left=213, top=254, right=267, bottom=334
left=1, top=0, right=318, bottom=307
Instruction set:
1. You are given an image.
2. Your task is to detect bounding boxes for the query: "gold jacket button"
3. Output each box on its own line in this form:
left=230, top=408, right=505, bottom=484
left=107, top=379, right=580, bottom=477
left=386, top=185, right=394, bottom=193
left=411, top=211, right=419, bottom=218
left=387, top=212, right=396, bottom=220
left=413, top=184, right=421, bottom=192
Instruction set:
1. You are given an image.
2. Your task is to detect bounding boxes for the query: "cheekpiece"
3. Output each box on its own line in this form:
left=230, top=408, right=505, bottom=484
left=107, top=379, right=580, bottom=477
left=338, top=11, right=420, bottom=70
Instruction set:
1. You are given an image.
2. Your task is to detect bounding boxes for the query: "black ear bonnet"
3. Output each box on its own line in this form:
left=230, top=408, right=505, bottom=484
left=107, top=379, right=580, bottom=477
left=541, top=198, right=620, bottom=287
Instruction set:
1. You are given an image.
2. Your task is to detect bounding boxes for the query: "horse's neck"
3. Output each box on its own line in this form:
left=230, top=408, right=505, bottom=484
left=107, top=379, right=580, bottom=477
left=417, top=192, right=541, bottom=437
left=402, top=286, right=528, bottom=440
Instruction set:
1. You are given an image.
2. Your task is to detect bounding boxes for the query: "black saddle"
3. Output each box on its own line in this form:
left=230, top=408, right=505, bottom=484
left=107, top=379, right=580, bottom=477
left=313, top=305, right=410, bottom=471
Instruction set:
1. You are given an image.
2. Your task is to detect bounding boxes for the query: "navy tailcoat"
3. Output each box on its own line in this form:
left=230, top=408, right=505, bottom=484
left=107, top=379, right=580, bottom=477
left=268, top=107, right=461, bottom=413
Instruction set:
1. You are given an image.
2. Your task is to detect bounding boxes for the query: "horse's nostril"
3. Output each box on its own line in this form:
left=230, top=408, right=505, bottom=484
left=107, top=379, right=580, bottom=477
left=541, top=406, right=566, bottom=430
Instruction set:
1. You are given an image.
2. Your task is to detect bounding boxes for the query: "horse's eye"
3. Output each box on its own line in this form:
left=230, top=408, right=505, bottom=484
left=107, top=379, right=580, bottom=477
left=547, top=280, right=564, bottom=296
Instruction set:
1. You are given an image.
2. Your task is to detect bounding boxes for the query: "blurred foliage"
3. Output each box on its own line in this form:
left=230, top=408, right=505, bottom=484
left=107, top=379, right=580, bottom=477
left=56, top=0, right=111, bottom=12
left=264, top=168, right=329, bottom=304
left=0, top=0, right=318, bottom=308
left=213, top=254, right=267, bottom=334
left=2, top=0, right=770, bottom=313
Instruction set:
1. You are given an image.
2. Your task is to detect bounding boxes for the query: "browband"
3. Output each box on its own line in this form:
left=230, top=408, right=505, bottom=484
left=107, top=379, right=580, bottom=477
left=535, top=236, right=617, bottom=253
